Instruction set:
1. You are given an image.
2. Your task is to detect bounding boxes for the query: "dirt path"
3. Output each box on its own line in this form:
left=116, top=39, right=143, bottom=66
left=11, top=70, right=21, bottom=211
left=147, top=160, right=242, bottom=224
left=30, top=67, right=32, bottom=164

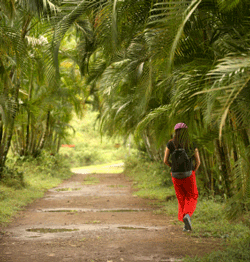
left=0, top=169, right=223, bottom=262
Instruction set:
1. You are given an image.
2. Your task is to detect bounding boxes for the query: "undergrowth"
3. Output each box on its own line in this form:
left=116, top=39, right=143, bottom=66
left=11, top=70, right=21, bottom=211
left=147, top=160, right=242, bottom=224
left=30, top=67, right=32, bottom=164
left=183, top=235, right=250, bottom=262
left=0, top=152, right=73, bottom=226
left=124, top=154, right=250, bottom=262
left=124, top=154, right=175, bottom=200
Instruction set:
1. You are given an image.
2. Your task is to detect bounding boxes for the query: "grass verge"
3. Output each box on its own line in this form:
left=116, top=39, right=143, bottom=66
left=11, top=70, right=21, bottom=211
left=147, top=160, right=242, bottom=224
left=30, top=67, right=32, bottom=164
left=124, top=155, right=250, bottom=262
left=124, top=156, right=175, bottom=200
left=0, top=153, right=73, bottom=227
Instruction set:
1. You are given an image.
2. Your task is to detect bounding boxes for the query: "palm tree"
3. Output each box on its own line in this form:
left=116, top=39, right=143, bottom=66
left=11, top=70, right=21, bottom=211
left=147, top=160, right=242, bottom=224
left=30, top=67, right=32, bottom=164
left=0, top=0, right=65, bottom=169
left=0, top=4, right=27, bottom=174
left=31, top=0, right=250, bottom=216
left=136, top=0, right=250, bottom=212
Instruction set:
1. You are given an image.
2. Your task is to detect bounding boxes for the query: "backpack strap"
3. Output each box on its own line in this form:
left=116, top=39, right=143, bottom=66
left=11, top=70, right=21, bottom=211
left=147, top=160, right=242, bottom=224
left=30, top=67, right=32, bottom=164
left=169, top=139, right=177, bottom=153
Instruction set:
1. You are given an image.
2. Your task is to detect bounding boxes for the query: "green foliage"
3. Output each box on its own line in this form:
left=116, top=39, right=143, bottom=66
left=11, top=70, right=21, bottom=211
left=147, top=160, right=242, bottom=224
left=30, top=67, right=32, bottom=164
left=189, top=199, right=250, bottom=239
left=183, top=236, right=250, bottom=262
left=12, top=152, right=71, bottom=179
left=1, top=0, right=250, bottom=222
left=71, top=0, right=250, bottom=219
left=0, top=166, right=25, bottom=189
left=124, top=154, right=175, bottom=200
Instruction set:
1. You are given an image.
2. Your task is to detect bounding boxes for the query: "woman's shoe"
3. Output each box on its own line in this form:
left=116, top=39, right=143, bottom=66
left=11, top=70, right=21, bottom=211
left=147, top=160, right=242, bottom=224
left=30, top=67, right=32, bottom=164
left=183, top=214, right=192, bottom=231
left=183, top=227, right=190, bottom=232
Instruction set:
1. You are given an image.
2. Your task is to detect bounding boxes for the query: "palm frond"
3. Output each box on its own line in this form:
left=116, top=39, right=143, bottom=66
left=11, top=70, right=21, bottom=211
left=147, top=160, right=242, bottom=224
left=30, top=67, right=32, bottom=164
left=17, top=0, right=60, bottom=17
left=53, top=0, right=91, bottom=75
left=197, top=53, right=250, bottom=138
left=135, top=104, right=171, bottom=138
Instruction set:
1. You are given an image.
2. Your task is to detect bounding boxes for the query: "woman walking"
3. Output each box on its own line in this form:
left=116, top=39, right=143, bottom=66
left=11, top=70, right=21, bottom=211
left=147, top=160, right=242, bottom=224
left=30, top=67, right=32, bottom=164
left=164, top=123, right=200, bottom=231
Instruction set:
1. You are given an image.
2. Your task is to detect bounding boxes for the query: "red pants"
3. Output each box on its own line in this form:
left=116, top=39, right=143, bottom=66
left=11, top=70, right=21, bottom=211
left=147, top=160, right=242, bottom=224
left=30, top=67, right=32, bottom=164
left=172, top=171, right=198, bottom=222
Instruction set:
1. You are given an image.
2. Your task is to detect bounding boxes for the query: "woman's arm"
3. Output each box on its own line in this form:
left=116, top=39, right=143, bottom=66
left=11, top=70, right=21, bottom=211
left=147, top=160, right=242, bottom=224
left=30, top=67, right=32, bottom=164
left=164, top=147, right=171, bottom=167
left=194, top=148, right=201, bottom=172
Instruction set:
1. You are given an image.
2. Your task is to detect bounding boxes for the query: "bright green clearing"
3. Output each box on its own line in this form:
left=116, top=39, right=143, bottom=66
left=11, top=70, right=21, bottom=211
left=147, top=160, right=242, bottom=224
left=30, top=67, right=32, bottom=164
left=71, top=161, right=124, bottom=174
left=59, top=111, right=130, bottom=167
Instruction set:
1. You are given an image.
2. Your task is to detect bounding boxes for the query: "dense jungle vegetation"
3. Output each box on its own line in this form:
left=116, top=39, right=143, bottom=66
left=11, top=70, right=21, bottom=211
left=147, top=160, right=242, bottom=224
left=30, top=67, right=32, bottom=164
left=0, top=0, right=250, bottom=227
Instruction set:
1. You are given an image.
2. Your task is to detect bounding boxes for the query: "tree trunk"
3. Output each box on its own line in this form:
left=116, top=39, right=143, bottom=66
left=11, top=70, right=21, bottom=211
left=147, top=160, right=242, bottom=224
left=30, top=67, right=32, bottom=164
left=25, top=73, right=34, bottom=155
left=39, top=111, right=50, bottom=150
left=143, top=129, right=162, bottom=161
left=0, top=121, right=3, bottom=145
left=25, top=111, right=30, bottom=155
left=199, top=148, right=210, bottom=192
left=214, top=139, right=232, bottom=197
left=0, top=83, right=19, bottom=178
left=240, top=128, right=250, bottom=148
left=56, top=137, right=61, bottom=153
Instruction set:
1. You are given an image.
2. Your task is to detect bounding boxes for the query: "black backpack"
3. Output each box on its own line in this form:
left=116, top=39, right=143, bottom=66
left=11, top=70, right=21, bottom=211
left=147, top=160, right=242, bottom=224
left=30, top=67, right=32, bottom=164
left=171, top=147, right=192, bottom=173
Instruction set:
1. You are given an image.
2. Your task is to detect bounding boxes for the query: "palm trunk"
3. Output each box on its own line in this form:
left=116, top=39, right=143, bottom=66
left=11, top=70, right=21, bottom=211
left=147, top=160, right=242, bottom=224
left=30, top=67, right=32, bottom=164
left=199, top=148, right=210, bottom=192
left=56, top=137, right=61, bottom=153
left=39, top=111, right=50, bottom=150
left=143, top=132, right=153, bottom=160
left=214, top=139, right=232, bottom=197
left=240, top=128, right=250, bottom=148
left=25, top=112, right=30, bottom=155
left=0, top=83, right=19, bottom=177
left=0, top=122, right=3, bottom=145
left=26, top=72, right=34, bottom=155
left=143, top=130, right=161, bottom=161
